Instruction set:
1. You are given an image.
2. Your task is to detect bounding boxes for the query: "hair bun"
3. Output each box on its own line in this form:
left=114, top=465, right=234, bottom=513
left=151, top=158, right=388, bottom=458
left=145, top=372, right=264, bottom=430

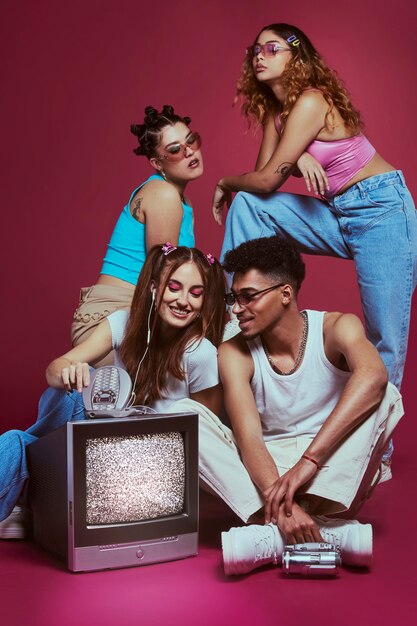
left=144, top=105, right=159, bottom=126
left=130, top=123, right=141, bottom=137
left=162, top=104, right=174, bottom=116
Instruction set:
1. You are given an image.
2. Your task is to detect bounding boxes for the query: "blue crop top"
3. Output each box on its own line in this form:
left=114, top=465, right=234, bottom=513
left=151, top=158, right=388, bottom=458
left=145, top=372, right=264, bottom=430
left=100, top=174, right=195, bottom=285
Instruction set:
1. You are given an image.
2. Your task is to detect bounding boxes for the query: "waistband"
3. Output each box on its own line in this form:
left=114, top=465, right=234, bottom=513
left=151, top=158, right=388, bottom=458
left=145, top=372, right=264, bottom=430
left=80, top=283, right=135, bottom=300
left=334, top=170, right=406, bottom=199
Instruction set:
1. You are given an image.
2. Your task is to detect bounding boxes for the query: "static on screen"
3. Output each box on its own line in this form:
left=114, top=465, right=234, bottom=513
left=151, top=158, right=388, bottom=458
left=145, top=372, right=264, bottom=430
left=85, top=432, right=185, bottom=525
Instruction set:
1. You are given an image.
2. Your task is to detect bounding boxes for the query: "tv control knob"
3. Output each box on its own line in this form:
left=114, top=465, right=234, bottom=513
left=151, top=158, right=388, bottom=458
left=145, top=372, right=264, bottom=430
left=136, top=548, right=145, bottom=560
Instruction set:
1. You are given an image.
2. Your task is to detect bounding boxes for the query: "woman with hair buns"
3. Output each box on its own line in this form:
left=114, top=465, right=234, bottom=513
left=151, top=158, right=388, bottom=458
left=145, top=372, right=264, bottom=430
left=72, top=105, right=204, bottom=365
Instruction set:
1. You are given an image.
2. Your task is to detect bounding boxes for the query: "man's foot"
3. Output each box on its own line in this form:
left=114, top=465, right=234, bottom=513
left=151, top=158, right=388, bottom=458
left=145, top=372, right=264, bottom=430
left=221, top=523, right=283, bottom=576
left=313, top=516, right=372, bottom=568
left=0, top=506, right=27, bottom=540
left=221, top=517, right=372, bottom=575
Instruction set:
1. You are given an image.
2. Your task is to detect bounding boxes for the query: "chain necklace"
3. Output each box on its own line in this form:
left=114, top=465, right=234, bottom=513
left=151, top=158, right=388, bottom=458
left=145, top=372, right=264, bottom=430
left=262, top=311, right=309, bottom=376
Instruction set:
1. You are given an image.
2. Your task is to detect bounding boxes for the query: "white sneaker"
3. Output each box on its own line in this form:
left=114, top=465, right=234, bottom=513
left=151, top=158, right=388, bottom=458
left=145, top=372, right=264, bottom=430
left=313, top=516, right=372, bottom=568
left=0, top=506, right=27, bottom=540
left=222, top=517, right=372, bottom=575
left=221, top=523, right=284, bottom=576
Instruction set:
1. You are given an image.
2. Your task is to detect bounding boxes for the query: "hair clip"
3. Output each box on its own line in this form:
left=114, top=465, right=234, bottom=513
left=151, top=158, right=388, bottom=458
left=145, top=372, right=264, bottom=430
left=204, top=253, right=216, bottom=266
left=162, top=242, right=177, bottom=255
left=287, top=35, right=300, bottom=47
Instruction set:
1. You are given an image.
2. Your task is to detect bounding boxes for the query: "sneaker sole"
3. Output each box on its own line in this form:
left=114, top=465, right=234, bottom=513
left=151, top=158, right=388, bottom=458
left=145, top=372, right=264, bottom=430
left=351, top=523, right=373, bottom=568
left=221, top=529, right=237, bottom=576
left=0, top=526, right=25, bottom=540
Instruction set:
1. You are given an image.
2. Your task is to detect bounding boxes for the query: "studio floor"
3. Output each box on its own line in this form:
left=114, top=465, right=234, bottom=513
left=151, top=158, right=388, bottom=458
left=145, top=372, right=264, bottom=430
left=1, top=429, right=415, bottom=626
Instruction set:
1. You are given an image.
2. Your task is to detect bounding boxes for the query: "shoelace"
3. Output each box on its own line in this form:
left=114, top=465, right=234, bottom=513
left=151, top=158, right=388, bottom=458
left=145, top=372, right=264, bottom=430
left=253, top=530, right=278, bottom=565
left=320, top=530, right=341, bottom=550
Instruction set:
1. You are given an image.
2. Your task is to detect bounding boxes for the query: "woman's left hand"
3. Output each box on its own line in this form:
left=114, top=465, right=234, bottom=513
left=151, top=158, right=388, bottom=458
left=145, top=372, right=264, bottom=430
left=297, top=152, right=330, bottom=196
left=212, top=183, right=232, bottom=226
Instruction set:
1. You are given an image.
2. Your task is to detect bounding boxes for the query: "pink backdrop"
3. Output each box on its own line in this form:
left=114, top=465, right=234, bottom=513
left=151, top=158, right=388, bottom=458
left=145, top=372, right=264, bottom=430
left=1, top=0, right=416, bottom=431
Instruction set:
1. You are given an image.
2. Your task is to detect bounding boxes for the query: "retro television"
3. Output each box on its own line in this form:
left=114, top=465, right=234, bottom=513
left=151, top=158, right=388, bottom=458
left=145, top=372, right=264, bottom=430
left=27, top=412, right=198, bottom=572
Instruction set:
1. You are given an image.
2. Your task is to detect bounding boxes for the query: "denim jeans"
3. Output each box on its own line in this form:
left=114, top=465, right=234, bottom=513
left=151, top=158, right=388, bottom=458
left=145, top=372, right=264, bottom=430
left=221, top=171, right=417, bottom=391
left=0, top=387, right=85, bottom=521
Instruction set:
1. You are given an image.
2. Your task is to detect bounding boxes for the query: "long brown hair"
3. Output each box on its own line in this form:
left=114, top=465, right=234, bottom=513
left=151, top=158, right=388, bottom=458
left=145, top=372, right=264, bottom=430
left=237, top=23, right=362, bottom=133
left=119, top=245, right=227, bottom=404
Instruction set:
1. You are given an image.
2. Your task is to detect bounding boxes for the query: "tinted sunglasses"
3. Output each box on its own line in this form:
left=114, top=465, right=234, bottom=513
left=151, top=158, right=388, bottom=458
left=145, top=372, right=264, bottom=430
left=158, top=132, right=202, bottom=162
left=224, top=283, right=285, bottom=307
left=246, top=43, right=292, bottom=58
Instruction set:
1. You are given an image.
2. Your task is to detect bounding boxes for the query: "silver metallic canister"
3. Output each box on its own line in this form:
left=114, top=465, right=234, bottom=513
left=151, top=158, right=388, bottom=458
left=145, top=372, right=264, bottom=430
left=282, top=542, right=341, bottom=576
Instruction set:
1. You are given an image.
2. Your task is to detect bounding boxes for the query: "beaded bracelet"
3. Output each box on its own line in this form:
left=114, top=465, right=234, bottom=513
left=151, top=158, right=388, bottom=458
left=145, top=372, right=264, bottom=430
left=301, top=454, right=321, bottom=469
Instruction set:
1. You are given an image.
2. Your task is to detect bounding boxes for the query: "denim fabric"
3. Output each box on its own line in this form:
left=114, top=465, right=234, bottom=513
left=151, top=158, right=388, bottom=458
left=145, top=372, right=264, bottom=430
left=221, top=171, right=417, bottom=391
left=0, top=387, right=85, bottom=521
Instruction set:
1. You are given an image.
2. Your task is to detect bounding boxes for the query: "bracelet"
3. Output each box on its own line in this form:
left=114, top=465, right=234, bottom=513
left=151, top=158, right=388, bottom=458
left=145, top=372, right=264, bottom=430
left=301, top=454, right=321, bottom=469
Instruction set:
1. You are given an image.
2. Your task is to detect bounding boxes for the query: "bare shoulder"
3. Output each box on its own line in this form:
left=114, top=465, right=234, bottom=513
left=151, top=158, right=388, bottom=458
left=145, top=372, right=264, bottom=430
left=140, top=178, right=182, bottom=203
left=323, top=311, right=367, bottom=348
left=218, top=333, right=254, bottom=381
left=297, top=89, right=328, bottom=110
left=324, top=311, right=364, bottom=332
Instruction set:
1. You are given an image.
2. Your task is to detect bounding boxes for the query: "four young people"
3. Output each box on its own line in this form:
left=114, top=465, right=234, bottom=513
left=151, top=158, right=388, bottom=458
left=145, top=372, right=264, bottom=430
left=1, top=24, right=416, bottom=575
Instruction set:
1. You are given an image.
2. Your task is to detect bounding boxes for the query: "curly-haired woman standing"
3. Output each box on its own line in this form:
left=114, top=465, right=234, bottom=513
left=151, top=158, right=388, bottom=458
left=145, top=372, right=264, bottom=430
left=214, top=23, right=417, bottom=404
left=72, top=105, right=203, bottom=365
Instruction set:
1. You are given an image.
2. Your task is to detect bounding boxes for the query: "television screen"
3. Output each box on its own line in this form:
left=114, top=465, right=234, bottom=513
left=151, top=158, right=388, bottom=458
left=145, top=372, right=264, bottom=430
left=27, top=412, right=199, bottom=572
left=85, top=432, right=186, bottom=525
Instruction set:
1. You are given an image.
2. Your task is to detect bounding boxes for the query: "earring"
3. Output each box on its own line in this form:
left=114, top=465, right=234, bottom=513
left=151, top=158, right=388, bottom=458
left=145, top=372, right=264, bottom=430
left=160, top=169, right=167, bottom=181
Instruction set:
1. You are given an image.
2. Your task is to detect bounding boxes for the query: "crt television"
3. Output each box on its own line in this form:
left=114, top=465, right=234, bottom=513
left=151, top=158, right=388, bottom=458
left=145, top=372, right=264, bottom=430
left=27, top=412, right=199, bottom=572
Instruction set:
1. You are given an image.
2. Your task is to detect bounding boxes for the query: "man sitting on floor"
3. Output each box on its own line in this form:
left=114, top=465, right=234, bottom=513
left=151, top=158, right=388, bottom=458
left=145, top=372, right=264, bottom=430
left=197, top=235, right=403, bottom=575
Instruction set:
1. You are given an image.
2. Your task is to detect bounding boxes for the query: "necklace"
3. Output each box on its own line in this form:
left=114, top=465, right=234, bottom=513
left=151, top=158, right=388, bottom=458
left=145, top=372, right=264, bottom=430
left=263, top=311, right=309, bottom=376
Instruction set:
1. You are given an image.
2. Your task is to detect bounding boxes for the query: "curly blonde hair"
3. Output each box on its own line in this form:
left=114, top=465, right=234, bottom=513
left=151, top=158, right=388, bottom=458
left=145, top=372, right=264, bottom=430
left=237, top=23, right=362, bottom=133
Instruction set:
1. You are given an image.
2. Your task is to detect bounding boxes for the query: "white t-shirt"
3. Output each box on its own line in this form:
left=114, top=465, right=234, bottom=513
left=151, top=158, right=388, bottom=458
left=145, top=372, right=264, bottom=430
left=106, top=310, right=219, bottom=412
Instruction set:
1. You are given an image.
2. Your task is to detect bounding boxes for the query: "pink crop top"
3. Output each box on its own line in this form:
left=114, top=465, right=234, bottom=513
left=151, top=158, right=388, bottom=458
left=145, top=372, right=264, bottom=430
left=274, top=115, right=376, bottom=197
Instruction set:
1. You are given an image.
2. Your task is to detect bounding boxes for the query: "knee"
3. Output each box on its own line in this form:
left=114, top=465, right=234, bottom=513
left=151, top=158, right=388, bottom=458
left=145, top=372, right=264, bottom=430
left=0, top=429, right=26, bottom=455
left=228, top=192, right=256, bottom=220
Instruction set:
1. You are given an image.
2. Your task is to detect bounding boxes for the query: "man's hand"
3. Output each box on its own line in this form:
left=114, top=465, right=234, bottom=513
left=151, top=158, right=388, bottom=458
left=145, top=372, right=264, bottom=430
left=263, top=457, right=319, bottom=522
left=275, top=501, right=324, bottom=544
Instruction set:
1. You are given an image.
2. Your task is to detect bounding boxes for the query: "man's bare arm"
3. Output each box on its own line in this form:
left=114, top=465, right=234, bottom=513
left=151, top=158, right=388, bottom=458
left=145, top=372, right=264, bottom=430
left=305, top=312, right=388, bottom=462
left=218, top=336, right=279, bottom=493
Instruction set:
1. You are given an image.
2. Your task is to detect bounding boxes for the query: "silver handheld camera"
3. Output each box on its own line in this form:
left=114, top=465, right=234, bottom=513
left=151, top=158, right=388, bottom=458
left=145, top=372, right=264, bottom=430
left=282, top=542, right=341, bottom=577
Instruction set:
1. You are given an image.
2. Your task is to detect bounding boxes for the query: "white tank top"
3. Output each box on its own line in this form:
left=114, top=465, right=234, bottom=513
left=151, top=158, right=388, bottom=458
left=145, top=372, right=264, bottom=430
left=248, top=310, right=351, bottom=441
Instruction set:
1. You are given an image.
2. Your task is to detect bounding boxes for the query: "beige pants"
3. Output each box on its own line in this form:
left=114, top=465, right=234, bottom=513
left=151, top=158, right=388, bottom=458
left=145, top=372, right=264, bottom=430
left=71, top=283, right=135, bottom=366
left=170, top=383, right=403, bottom=522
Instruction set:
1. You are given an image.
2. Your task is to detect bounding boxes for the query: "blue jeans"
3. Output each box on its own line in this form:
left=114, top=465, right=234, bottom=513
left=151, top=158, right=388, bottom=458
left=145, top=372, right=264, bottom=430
left=221, top=171, right=417, bottom=390
left=0, top=387, right=85, bottom=521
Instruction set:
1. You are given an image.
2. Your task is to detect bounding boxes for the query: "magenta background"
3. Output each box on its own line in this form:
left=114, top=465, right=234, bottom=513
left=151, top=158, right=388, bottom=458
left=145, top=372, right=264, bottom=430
left=1, top=2, right=417, bottom=623
left=1, top=0, right=416, bottom=425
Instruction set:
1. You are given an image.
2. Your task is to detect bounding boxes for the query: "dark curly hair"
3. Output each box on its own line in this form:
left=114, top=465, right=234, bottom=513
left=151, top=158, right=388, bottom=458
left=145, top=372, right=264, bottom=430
left=237, top=23, right=362, bottom=133
left=222, top=235, right=306, bottom=293
left=130, top=105, right=191, bottom=158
